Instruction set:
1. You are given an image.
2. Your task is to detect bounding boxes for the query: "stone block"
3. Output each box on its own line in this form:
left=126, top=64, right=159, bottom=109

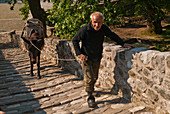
left=128, top=106, right=145, bottom=113
left=136, top=79, right=147, bottom=92
left=151, top=71, right=163, bottom=85
left=5, top=110, right=18, bottom=114
left=128, top=70, right=136, bottom=78
left=111, top=50, right=117, bottom=59
left=106, top=61, right=113, bottom=69
left=165, top=70, right=170, bottom=79
left=139, top=50, right=158, bottom=65
left=111, top=104, right=125, bottom=109
left=127, top=78, right=136, bottom=88
left=151, top=54, right=165, bottom=73
left=105, top=79, right=114, bottom=88
left=6, top=104, right=20, bottom=109
left=156, top=106, right=167, bottom=114
left=163, top=79, right=170, bottom=90
left=143, top=68, right=150, bottom=77
left=135, top=63, right=143, bottom=74
left=143, top=77, right=154, bottom=87
left=147, top=89, right=159, bottom=102
left=104, top=46, right=111, bottom=52
left=166, top=101, right=170, bottom=113
left=72, top=106, right=91, bottom=114
left=140, top=97, right=151, bottom=105
left=154, top=85, right=170, bottom=100
left=166, top=55, right=170, bottom=69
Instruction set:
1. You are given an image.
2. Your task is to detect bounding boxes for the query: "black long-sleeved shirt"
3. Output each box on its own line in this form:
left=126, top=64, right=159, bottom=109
left=72, top=23, right=124, bottom=60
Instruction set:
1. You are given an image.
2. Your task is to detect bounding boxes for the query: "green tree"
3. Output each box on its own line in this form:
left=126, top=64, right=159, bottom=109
left=47, top=0, right=120, bottom=39
left=135, top=0, right=170, bottom=34
left=2, top=0, right=169, bottom=38
left=119, top=0, right=170, bottom=34
left=48, top=0, right=169, bottom=39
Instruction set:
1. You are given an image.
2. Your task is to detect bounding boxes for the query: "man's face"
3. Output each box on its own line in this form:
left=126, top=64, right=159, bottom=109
left=91, top=15, right=104, bottom=31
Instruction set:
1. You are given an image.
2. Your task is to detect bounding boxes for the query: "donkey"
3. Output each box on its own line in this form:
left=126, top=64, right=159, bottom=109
left=22, top=30, right=44, bottom=79
left=21, top=18, right=45, bottom=79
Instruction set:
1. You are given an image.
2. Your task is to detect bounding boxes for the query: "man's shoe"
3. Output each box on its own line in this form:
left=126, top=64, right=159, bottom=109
left=119, top=97, right=131, bottom=104
left=87, top=96, right=97, bottom=108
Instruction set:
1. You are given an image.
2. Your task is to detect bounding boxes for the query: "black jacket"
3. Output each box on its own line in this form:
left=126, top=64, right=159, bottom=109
left=72, top=23, right=124, bottom=60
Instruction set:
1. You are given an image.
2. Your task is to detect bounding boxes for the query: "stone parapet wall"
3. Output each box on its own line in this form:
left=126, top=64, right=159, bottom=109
left=18, top=36, right=170, bottom=113
left=128, top=50, right=170, bottom=113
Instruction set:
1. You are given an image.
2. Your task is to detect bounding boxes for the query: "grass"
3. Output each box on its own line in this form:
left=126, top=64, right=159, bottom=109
left=161, top=27, right=170, bottom=39
left=155, top=29, right=170, bottom=51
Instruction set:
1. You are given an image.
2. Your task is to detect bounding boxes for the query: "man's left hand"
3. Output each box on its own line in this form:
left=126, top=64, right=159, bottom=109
left=123, top=43, right=135, bottom=49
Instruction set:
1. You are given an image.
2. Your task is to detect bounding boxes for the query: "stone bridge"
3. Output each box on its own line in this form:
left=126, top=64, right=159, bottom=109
left=0, top=31, right=169, bottom=114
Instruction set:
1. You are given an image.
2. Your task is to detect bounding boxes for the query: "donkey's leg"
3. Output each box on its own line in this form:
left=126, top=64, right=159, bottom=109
left=29, top=55, right=34, bottom=76
left=37, top=54, right=41, bottom=79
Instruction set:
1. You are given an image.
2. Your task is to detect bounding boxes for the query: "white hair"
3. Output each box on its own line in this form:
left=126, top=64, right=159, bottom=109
left=90, top=12, right=105, bottom=20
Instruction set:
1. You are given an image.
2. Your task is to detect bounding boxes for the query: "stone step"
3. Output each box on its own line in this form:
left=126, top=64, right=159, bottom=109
left=0, top=34, right=155, bottom=114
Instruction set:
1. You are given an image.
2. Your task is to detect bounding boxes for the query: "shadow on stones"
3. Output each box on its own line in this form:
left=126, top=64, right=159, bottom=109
left=56, top=40, right=83, bottom=80
left=0, top=35, right=46, bottom=114
left=40, top=65, right=59, bottom=70
left=96, top=97, right=131, bottom=106
left=109, top=48, right=147, bottom=104
left=0, top=31, right=20, bottom=49
left=94, top=48, right=148, bottom=107
left=108, top=50, right=133, bottom=104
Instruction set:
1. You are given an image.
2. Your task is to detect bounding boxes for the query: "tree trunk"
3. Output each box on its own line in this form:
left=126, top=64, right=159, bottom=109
left=27, top=0, right=47, bottom=37
left=147, top=17, right=162, bottom=34
left=146, top=3, right=162, bottom=34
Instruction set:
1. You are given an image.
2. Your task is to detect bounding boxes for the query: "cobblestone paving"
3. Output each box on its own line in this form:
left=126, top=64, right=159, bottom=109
left=0, top=33, right=154, bottom=114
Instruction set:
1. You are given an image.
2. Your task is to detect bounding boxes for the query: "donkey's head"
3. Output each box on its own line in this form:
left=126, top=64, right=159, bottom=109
left=29, top=30, right=43, bottom=64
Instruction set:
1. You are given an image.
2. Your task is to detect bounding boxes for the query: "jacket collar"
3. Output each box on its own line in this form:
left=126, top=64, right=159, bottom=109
left=87, top=22, right=94, bottom=31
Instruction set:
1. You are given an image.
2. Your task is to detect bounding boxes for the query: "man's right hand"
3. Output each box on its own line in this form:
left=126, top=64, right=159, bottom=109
left=80, top=54, right=88, bottom=61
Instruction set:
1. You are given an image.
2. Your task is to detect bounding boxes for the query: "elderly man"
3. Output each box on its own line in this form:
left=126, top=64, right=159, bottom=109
left=72, top=12, right=133, bottom=108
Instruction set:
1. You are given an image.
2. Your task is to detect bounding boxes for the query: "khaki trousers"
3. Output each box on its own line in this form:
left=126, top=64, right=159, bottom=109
left=83, top=59, right=101, bottom=93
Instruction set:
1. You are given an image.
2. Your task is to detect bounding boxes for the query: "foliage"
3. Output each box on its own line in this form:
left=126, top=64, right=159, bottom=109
left=47, top=0, right=170, bottom=39
left=120, top=0, right=170, bottom=21
left=154, top=28, right=170, bottom=51
left=137, top=0, right=170, bottom=23
left=154, top=40, right=170, bottom=52
left=2, top=0, right=170, bottom=41
left=19, top=0, right=29, bottom=20
left=47, top=0, right=122, bottom=40
left=117, top=0, right=170, bottom=34
left=141, top=26, right=170, bottom=51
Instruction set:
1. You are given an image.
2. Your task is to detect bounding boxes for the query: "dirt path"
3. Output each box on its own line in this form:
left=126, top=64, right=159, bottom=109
left=111, top=19, right=170, bottom=40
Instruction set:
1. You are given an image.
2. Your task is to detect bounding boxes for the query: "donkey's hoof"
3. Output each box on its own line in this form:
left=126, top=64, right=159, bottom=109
left=37, top=76, right=41, bottom=79
left=30, top=74, right=34, bottom=76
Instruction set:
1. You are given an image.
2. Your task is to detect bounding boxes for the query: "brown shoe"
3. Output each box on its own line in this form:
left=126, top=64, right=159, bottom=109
left=87, top=95, right=97, bottom=108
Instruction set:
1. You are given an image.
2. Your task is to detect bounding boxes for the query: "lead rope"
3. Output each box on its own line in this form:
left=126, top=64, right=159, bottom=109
left=30, top=40, right=42, bottom=52
left=30, top=40, right=76, bottom=61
